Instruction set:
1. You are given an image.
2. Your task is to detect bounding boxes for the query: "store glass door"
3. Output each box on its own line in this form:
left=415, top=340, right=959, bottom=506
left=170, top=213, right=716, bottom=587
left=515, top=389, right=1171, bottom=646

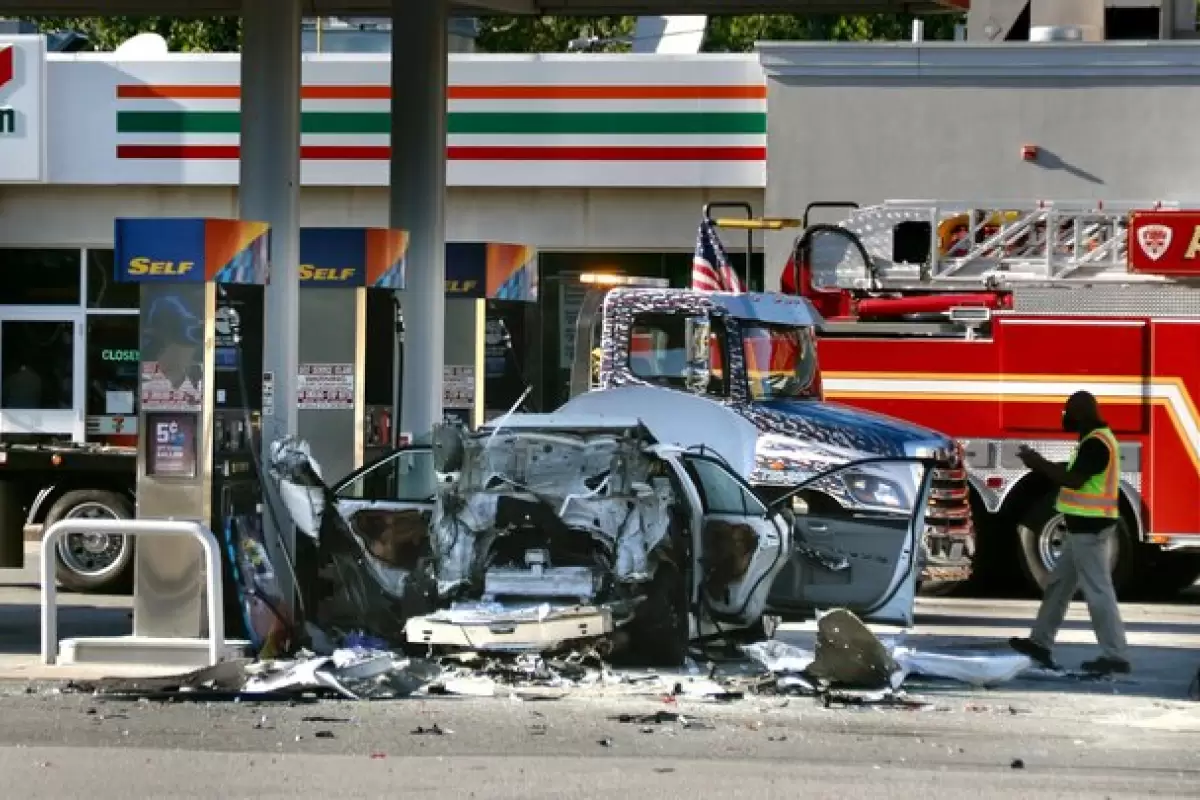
left=0, top=312, right=84, bottom=442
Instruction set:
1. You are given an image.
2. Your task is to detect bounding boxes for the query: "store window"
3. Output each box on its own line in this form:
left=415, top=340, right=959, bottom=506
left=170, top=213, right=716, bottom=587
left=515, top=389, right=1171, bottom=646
left=1, top=320, right=74, bottom=409
left=85, top=316, right=139, bottom=438
left=87, top=249, right=139, bottom=310
left=0, top=249, right=82, bottom=306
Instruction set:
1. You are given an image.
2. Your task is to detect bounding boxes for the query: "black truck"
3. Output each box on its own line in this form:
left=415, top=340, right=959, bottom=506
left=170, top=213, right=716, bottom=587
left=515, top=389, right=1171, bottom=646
left=0, top=442, right=137, bottom=593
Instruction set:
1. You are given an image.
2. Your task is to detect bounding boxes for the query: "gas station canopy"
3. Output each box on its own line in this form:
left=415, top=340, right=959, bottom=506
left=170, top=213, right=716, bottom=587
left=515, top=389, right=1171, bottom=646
left=0, top=0, right=966, bottom=15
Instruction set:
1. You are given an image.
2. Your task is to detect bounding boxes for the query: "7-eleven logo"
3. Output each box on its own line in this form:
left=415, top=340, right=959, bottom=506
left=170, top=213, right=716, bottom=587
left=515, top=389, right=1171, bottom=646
left=0, top=45, right=12, bottom=91
left=0, top=45, right=14, bottom=136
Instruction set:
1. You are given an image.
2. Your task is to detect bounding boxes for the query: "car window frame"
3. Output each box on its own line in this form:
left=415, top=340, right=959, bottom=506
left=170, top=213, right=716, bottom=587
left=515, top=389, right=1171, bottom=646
left=679, top=452, right=768, bottom=517
left=332, top=445, right=435, bottom=502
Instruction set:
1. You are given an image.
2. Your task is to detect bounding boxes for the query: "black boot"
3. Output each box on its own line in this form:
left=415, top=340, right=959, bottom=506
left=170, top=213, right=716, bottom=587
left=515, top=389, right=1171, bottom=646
left=1081, top=656, right=1132, bottom=676
left=1009, top=637, right=1057, bottom=670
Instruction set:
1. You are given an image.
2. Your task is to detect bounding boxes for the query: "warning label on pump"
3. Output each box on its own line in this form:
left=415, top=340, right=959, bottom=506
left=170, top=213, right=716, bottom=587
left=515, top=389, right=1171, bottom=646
left=297, top=363, right=354, bottom=410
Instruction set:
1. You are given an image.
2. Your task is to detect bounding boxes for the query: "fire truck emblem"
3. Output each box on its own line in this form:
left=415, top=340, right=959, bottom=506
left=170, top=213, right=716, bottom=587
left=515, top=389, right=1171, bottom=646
left=1137, top=224, right=1173, bottom=262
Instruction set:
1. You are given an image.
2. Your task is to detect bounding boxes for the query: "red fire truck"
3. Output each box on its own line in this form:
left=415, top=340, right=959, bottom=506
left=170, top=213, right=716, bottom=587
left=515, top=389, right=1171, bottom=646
left=758, top=200, right=1200, bottom=598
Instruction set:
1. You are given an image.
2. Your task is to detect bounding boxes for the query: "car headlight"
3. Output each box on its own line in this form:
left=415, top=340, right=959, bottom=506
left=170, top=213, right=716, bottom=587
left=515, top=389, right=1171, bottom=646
left=841, top=471, right=908, bottom=510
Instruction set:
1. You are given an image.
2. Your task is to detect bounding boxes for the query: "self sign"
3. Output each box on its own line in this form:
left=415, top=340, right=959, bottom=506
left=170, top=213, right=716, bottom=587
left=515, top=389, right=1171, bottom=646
left=127, top=257, right=195, bottom=276
left=446, top=280, right=479, bottom=295
left=299, top=264, right=357, bottom=282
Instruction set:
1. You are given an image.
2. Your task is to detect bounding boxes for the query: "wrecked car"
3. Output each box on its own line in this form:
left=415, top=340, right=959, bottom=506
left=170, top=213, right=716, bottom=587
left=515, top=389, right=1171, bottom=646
left=271, top=389, right=937, bottom=666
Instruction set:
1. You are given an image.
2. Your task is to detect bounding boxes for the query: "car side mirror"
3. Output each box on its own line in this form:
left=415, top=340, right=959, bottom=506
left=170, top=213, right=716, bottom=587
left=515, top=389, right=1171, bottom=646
left=683, top=316, right=712, bottom=395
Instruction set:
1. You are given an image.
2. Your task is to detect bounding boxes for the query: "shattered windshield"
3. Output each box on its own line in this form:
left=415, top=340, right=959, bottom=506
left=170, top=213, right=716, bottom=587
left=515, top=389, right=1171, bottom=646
left=741, top=322, right=820, bottom=402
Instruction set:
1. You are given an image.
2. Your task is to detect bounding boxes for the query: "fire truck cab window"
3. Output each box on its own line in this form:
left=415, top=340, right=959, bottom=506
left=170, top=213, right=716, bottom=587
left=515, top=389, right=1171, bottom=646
left=742, top=322, right=819, bottom=401
left=628, top=313, right=728, bottom=396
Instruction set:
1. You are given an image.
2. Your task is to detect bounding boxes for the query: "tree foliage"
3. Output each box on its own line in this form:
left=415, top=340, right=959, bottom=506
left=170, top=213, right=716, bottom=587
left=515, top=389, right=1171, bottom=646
left=704, top=12, right=963, bottom=50
left=25, top=16, right=242, bottom=52
left=22, top=12, right=963, bottom=54
left=475, top=16, right=635, bottom=52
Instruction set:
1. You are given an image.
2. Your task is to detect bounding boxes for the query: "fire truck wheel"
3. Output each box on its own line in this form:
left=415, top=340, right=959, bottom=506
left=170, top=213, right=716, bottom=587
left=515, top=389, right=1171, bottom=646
left=1017, top=494, right=1136, bottom=597
left=46, top=490, right=135, bottom=595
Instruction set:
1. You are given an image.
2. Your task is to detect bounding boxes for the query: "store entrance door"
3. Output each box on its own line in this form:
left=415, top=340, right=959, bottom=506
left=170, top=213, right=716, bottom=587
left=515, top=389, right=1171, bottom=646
left=0, top=311, right=85, bottom=443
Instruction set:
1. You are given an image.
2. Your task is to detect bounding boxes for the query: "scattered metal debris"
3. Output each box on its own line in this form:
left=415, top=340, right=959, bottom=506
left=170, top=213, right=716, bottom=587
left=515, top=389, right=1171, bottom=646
left=411, top=724, right=451, bottom=736
left=610, top=710, right=713, bottom=730
left=68, top=606, right=1041, bottom=712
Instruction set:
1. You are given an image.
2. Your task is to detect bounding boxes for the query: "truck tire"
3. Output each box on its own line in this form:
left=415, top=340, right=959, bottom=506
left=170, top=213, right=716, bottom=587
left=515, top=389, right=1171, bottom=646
left=45, top=490, right=135, bottom=594
left=1016, top=493, right=1137, bottom=597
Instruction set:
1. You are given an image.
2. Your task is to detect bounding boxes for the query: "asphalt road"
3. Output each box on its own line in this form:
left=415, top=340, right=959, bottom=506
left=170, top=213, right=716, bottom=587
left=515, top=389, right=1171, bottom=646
left=2, top=546, right=1199, bottom=798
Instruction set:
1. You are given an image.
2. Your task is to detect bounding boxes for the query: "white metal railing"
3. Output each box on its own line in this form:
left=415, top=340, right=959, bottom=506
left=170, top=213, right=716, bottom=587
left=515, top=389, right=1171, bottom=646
left=40, top=519, right=225, bottom=667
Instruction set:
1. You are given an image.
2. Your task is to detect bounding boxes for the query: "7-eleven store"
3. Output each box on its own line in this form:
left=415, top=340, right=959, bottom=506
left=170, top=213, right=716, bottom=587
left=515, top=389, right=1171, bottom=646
left=2, top=34, right=1194, bottom=444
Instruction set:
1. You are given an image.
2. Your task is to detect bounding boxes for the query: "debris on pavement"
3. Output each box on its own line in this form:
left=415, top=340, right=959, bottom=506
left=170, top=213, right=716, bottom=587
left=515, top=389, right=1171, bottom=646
left=412, top=724, right=452, bottom=736
left=610, top=710, right=714, bottom=730
left=65, top=606, right=1041, bottom=710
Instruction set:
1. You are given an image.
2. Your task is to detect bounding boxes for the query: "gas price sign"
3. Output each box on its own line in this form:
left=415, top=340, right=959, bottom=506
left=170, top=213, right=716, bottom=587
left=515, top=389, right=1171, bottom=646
left=144, top=412, right=198, bottom=478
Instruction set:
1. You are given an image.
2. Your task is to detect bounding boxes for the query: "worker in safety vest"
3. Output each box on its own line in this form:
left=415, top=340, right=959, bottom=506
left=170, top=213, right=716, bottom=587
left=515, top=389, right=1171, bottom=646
left=1009, top=391, right=1131, bottom=676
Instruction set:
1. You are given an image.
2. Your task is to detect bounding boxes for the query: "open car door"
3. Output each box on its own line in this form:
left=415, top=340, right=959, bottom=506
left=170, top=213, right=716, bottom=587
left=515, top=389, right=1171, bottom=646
left=671, top=452, right=791, bottom=629
left=766, top=457, right=936, bottom=627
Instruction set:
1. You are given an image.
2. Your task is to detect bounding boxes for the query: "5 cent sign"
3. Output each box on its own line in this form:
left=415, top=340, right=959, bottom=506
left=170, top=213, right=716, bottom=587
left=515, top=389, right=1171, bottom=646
left=0, top=35, right=46, bottom=183
left=1128, top=210, right=1200, bottom=276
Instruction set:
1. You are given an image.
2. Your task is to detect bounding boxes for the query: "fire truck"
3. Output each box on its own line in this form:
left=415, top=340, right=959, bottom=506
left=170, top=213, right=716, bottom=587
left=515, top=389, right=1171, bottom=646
left=757, top=199, right=1200, bottom=598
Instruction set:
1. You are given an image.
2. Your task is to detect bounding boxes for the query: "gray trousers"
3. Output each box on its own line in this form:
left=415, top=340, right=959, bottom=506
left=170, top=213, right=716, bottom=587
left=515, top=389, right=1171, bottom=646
left=1031, top=524, right=1129, bottom=662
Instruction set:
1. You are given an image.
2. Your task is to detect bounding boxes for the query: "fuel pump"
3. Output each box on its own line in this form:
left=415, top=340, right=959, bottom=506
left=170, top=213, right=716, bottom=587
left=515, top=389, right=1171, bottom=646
left=101, top=217, right=270, bottom=666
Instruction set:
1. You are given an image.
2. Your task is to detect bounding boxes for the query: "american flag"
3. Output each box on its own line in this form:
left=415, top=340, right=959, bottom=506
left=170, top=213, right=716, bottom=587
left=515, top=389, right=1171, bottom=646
left=691, top=218, right=745, bottom=294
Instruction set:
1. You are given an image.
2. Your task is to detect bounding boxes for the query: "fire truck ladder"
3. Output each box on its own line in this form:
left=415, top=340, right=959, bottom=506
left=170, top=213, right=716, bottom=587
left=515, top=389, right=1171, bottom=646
left=828, top=200, right=1183, bottom=290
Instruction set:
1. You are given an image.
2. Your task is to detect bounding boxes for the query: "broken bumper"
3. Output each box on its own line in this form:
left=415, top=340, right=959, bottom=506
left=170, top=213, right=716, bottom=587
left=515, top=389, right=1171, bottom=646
left=405, top=604, right=614, bottom=653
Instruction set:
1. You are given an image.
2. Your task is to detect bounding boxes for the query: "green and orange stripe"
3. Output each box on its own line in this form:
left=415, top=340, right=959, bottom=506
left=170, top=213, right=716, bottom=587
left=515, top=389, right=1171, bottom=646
left=115, top=83, right=768, bottom=162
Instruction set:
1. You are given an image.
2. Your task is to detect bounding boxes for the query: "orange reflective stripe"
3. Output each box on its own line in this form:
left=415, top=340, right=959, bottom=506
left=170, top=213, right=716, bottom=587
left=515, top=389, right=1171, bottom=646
left=1056, top=490, right=1119, bottom=510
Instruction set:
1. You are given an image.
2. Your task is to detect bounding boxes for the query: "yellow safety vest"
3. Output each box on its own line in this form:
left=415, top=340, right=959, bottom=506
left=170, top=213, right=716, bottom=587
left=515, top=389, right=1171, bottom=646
left=1055, top=426, right=1120, bottom=519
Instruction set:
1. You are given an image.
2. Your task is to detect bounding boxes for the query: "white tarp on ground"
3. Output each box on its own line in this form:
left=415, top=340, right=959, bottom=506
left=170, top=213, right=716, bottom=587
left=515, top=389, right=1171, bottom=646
left=742, top=638, right=1032, bottom=689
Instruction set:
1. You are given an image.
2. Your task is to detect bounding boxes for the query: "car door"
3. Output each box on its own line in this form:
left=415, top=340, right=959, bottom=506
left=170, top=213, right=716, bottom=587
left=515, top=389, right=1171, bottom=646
left=672, top=452, right=791, bottom=628
left=330, top=446, right=437, bottom=574
left=765, top=457, right=936, bottom=627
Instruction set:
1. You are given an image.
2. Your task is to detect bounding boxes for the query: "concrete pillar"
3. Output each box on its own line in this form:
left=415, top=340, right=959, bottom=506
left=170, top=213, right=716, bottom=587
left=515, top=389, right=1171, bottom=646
left=390, top=0, right=449, bottom=439
left=239, top=0, right=302, bottom=605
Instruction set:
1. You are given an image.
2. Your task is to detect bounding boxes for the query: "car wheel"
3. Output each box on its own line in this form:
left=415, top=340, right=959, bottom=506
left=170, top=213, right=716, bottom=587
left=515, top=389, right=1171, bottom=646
left=46, top=490, right=135, bottom=594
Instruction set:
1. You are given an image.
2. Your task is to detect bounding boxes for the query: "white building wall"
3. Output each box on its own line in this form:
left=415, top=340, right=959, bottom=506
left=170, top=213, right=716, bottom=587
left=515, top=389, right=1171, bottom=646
left=0, top=185, right=763, bottom=251
left=758, top=42, right=1200, bottom=289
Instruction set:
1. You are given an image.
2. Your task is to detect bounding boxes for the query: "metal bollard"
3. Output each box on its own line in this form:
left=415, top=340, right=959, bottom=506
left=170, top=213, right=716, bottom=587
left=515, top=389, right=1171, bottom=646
left=40, top=518, right=225, bottom=667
